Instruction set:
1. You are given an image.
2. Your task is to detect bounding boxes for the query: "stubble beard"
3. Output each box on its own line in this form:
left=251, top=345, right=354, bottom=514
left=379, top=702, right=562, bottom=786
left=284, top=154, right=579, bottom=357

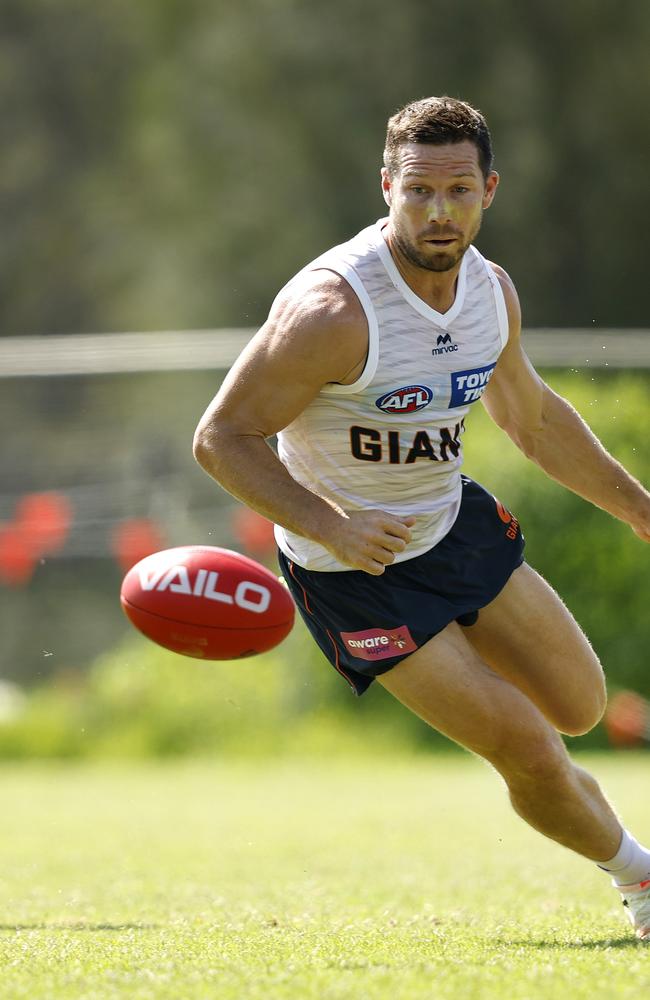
left=391, top=216, right=482, bottom=273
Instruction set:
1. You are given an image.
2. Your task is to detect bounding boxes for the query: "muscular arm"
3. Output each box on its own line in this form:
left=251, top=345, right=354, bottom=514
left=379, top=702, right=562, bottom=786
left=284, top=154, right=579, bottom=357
left=193, top=271, right=414, bottom=574
left=482, top=266, right=650, bottom=541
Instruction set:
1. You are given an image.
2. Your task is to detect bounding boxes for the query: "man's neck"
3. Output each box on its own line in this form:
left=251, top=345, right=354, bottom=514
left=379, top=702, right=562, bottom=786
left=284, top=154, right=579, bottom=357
left=385, top=226, right=463, bottom=315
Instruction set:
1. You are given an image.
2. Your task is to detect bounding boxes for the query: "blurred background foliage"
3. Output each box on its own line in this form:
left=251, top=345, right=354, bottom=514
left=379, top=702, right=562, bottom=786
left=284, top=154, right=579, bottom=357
left=2, top=1, right=649, bottom=755
left=1, top=370, right=648, bottom=755
left=3, top=0, right=650, bottom=334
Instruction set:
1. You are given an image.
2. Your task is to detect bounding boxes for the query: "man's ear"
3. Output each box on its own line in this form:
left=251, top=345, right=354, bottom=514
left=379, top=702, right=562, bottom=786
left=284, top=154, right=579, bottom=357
left=381, top=167, right=392, bottom=207
left=482, top=170, right=499, bottom=210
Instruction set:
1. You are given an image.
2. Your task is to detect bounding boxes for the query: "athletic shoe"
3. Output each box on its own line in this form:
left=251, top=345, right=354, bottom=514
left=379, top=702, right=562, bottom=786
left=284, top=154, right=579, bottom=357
left=617, top=879, right=650, bottom=940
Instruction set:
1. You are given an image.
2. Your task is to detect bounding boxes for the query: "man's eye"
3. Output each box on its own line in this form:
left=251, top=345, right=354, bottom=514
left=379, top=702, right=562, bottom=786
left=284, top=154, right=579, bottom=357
left=454, top=186, right=470, bottom=194
left=410, top=186, right=427, bottom=194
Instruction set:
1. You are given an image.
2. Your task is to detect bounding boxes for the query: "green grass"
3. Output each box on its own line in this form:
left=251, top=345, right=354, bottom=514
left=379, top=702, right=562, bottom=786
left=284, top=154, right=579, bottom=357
left=1, top=754, right=649, bottom=998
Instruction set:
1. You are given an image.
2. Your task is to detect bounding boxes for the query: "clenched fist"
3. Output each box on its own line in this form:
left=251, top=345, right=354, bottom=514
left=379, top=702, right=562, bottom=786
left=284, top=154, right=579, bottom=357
left=322, top=509, right=417, bottom=575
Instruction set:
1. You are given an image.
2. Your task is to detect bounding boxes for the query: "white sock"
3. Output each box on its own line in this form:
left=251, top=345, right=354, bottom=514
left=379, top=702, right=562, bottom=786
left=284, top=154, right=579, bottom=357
left=597, top=829, right=650, bottom=886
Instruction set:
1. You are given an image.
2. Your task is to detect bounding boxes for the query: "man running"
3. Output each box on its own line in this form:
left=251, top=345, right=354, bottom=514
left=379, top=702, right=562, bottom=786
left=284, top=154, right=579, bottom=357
left=193, top=96, right=650, bottom=940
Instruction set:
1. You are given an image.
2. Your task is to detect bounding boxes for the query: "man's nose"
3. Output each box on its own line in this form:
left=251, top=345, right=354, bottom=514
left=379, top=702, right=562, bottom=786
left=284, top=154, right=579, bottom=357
left=426, top=195, right=452, bottom=223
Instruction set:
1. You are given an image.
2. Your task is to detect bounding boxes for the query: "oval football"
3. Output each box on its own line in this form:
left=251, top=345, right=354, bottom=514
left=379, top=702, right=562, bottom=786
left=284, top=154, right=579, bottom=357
left=120, top=545, right=295, bottom=660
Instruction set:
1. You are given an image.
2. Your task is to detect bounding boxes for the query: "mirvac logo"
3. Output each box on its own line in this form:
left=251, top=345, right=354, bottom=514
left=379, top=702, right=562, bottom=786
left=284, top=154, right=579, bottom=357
left=375, top=385, right=433, bottom=414
left=432, top=333, right=459, bottom=356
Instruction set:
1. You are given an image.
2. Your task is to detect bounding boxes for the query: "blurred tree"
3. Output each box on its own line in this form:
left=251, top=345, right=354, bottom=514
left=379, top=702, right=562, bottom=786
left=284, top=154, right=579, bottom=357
left=1, top=0, right=649, bottom=333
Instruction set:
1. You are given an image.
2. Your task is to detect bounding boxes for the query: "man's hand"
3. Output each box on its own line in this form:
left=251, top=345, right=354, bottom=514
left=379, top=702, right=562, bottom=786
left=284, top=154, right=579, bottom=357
left=322, top=510, right=417, bottom=575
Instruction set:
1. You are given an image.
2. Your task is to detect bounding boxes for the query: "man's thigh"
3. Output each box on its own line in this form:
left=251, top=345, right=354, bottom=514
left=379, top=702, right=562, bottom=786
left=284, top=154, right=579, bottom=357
left=462, top=562, right=606, bottom=735
left=376, top=620, right=566, bottom=764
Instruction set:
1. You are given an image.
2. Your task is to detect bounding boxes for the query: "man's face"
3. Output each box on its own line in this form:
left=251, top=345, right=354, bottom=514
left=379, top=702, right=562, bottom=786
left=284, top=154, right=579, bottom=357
left=381, top=141, right=499, bottom=273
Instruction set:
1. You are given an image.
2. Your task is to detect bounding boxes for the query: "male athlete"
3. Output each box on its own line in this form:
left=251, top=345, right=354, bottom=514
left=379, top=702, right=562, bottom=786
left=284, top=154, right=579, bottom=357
left=193, top=97, right=650, bottom=939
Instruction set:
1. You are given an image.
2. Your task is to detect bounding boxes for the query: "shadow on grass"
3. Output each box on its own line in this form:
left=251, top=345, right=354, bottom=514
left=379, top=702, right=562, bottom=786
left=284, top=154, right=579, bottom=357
left=496, top=935, right=640, bottom=951
left=0, top=923, right=158, bottom=932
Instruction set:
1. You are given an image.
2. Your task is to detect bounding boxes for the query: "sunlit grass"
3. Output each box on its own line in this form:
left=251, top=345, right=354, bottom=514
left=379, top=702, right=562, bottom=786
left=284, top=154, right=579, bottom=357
left=0, top=754, right=648, bottom=998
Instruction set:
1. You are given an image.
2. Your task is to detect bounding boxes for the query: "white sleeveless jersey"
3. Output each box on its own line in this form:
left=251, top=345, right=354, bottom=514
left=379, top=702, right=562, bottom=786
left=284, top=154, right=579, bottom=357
left=275, top=219, right=509, bottom=571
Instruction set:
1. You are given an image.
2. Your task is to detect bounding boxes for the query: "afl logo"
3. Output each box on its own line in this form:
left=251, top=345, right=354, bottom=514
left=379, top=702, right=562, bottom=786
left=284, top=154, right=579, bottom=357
left=375, top=385, right=433, bottom=414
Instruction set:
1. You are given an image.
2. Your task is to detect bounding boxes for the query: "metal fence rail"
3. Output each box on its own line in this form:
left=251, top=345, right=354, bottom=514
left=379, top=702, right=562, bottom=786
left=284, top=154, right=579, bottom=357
left=1, top=328, right=649, bottom=376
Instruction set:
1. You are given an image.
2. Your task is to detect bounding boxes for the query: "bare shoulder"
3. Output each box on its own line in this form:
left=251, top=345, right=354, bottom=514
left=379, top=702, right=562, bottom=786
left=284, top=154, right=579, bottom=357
left=487, top=261, right=520, bottom=316
left=487, top=260, right=522, bottom=343
left=272, top=267, right=366, bottom=330
left=262, top=268, right=368, bottom=383
left=481, top=261, right=544, bottom=427
left=196, top=268, right=369, bottom=440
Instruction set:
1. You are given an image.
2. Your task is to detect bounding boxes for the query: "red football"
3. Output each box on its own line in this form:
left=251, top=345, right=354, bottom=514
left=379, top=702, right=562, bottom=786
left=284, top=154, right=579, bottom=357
left=120, top=545, right=295, bottom=659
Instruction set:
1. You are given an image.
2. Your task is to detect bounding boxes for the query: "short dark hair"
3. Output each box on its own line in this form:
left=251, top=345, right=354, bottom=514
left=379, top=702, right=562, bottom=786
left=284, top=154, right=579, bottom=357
left=384, top=96, right=494, bottom=180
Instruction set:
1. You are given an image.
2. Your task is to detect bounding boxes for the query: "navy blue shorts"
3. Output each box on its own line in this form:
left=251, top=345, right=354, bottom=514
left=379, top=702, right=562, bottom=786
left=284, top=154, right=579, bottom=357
left=278, top=476, right=525, bottom=696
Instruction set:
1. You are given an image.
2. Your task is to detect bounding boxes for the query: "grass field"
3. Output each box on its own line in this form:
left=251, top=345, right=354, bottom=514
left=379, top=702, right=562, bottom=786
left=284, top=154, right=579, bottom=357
left=1, top=753, right=649, bottom=999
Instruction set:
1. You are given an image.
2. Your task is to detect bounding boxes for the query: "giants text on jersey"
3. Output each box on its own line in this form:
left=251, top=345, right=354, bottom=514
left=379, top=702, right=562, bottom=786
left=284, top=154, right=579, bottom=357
left=275, top=219, right=509, bottom=571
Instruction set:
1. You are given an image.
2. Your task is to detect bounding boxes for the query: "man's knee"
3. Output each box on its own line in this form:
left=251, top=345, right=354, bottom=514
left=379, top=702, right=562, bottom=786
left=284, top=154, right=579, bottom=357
left=488, top=721, right=570, bottom=786
left=554, top=671, right=607, bottom=737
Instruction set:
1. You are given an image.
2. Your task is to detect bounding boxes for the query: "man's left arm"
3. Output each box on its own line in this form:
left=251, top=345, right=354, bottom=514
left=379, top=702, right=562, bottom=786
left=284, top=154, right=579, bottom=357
left=481, top=264, right=650, bottom=543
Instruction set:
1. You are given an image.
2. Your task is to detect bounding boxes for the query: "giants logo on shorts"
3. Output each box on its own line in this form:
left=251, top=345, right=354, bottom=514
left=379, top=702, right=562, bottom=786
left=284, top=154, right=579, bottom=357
left=341, top=625, right=417, bottom=661
left=494, top=497, right=520, bottom=540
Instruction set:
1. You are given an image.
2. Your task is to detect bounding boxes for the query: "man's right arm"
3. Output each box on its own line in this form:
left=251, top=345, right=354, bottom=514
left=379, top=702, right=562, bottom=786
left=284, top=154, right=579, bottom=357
left=193, top=271, right=414, bottom=575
